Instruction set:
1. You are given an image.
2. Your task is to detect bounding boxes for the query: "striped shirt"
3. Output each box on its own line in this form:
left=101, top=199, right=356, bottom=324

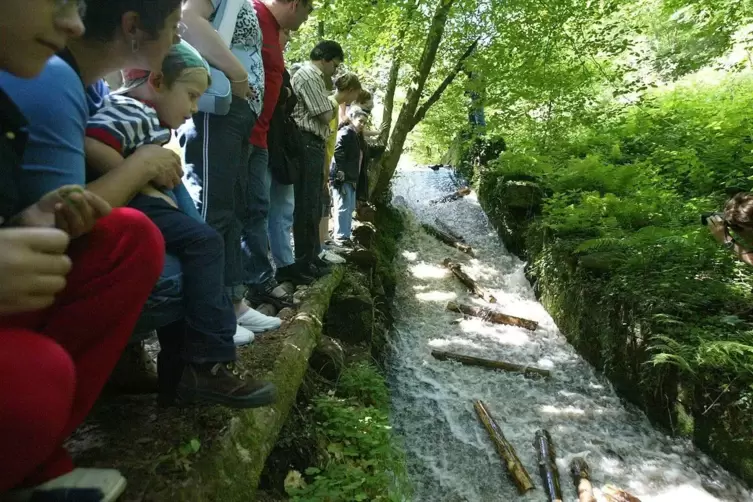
left=86, top=94, right=171, bottom=155
left=291, top=62, right=334, bottom=140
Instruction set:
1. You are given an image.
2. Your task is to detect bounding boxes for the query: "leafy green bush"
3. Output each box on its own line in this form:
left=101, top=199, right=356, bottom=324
left=287, top=363, right=410, bottom=502
left=479, top=71, right=753, bottom=483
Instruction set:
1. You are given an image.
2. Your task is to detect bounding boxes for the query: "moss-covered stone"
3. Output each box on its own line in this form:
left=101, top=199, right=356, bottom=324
left=68, top=268, right=344, bottom=501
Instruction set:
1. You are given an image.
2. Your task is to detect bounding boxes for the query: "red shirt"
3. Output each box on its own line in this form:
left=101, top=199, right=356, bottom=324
left=250, top=0, right=284, bottom=148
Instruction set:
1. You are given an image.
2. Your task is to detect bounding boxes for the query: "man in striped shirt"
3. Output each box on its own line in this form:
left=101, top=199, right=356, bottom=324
left=291, top=40, right=344, bottom=277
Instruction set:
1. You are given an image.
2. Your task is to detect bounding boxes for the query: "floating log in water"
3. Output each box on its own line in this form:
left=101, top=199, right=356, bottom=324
left=443, top=259, right=496, bottom=303
left=431, top=350, right=550, bottom=378
left=600, top=485, right=642, bottom=502
left=570, top=458, right=596, bottom=502
left=534, top=430, right=563, bottom=502
left=473, top=400, right=535, bottom=494
left=446, top=300, right=538, bottom=331
left=429, top=186, right=472, bottom=205
left=421, top=223, right=475, bottom=256
left=434, top=218, right=465, bottom=242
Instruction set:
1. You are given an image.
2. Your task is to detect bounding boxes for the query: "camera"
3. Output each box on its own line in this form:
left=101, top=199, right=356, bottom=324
left=701, top=212, right=724, bottom=226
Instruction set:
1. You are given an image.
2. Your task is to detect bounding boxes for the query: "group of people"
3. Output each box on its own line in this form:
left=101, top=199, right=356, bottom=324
left=0, top=0, right=380, bottom=500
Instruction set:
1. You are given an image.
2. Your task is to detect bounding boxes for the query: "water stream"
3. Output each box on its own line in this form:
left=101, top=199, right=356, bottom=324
left=385, top=159, right=753, bottom=502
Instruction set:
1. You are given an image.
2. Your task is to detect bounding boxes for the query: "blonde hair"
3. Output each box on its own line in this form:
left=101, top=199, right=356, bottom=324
left=334, top=73, right=361, bottom=93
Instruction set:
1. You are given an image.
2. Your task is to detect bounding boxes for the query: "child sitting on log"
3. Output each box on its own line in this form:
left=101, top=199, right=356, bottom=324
left=84, top=41, right=277, bottom=409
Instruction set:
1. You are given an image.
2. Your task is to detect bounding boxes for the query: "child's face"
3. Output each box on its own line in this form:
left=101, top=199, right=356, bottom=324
left=353, top=116, right=367, bottom=132
left=153, top=69, right=209, bottom=129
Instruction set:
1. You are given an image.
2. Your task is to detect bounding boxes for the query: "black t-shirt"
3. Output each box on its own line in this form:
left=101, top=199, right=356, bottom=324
left=0, top=87, right=28, bottom=225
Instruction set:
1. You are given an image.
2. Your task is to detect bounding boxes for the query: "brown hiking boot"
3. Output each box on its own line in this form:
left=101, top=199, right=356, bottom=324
left=107, top=340, right=159, bottom=394
left=176, top=361, right=277, bottom=408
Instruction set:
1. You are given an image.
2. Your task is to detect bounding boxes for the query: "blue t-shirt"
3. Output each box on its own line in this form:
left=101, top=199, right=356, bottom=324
left=0, top=56, right=88, bottom=207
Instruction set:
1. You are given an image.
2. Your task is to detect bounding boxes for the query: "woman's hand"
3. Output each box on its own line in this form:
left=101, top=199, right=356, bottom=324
left=230, top=77, right=256, bottom=100
left=0, top=227, right=72, bottom=314
left=707, top=215, right=728, bottom=244
left=15, top=185, right=112, bottom=238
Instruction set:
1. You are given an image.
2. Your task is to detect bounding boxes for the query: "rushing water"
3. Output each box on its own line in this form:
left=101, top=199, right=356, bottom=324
left=386, top=159, right=753, bottom=502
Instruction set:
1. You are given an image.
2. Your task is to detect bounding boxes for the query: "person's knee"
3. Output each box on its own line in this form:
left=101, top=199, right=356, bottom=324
left=99, top=208, right=166, bottom=280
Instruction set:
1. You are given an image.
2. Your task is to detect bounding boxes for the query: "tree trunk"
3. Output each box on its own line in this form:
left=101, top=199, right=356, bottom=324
left=443, top=258, right=496, bottom=303
left=473, top=400, right=535, bottom=494
left=422, top=223, right=475, bottom=256
left=446, top=300, right=539, bottom=331
left=434, top=218, right=465, bottom=242
left=600, top=486, right=642, bottom=502
left=373, top=0, right=457, bottom=198
left=570, top=458, right=596, bottom=502
left=431, top=350, right=551, bottom=378
left=534, top=430, right=563, bottom=502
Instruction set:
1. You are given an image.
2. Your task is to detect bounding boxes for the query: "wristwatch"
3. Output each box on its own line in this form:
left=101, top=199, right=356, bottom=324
left=724, top=237, right=736, bottom=250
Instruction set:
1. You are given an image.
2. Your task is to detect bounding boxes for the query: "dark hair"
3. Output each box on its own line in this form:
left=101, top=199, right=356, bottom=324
left=355, top=90, right=372, bottom=105
left=82, top=0, right=182, bottom=41
left=310, top=40, right=344, bottom=62
left=724, top=193, right=753, bottom=229
left=341, top=107, right=369, bottom=129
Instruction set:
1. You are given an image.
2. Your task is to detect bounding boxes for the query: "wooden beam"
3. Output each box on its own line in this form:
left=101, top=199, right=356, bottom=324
left=431, top=350, right=550, bottom=378
left=446, top=301, right=538, bottom=331
left=443, top=258, right=496, bottom=303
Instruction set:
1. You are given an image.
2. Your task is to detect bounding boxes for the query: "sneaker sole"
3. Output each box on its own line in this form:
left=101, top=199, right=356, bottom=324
left=176, top=382, right=277, bottom=409
left=104, top=476, right=127, bottom=502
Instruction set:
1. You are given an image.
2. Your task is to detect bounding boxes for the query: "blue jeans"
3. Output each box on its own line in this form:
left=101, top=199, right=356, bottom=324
left=332, top=183, right=356, bottom=240
left=241, top=146, right=274, bottom=288
left=130, top=194, right=236, bottom=363
left=268, top=177, right=295, bottom=268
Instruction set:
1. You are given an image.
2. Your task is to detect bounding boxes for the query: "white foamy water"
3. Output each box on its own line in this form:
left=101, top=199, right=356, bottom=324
left=386, top=160, right=752, bottom=502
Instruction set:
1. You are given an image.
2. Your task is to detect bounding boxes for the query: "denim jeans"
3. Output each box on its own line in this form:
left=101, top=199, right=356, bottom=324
left=241, top=146, right=274, bottom=288
left=180, top=98, right=257, bottom=302
left=268, top=177, right=295, bottom=268
left=332, top=183, right=356, bottom=240
left=294, top=132, right=325, bottom=264
left=129, top=194, right=237, bottom=363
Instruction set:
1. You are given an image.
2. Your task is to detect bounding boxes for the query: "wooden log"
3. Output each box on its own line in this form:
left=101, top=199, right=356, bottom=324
left=429, top=186, right=472, bottom=205
left=434, top=218, right=465, bottom=242
left=570, top=458, right=596, bottom=502
left=473, top=400, right=535, bottom=494
left=446, top=300, right=538, bottom=331
left=431, top=350, right=551, bottom=378
left=600, top=485, right=642, bottom=502
left=421, top=223, right=475, bottom=256
left=534, top=430, right=563, bottom=502
left=443, top=259, right=496, bottom=303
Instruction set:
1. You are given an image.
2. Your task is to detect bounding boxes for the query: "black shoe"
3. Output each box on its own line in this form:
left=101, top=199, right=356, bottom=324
left=176, top=361, right=277, bottom=408
left=276, top=264, right=314, bottom=286
left=314, top=257, right=333, bottom=274
left=246, top=279, right=294, bottom=309
left=302, top=261, right=328, bottom=279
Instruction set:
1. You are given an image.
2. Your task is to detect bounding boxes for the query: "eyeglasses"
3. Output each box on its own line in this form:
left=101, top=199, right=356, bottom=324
left=56, top=0, right=87, bottom=17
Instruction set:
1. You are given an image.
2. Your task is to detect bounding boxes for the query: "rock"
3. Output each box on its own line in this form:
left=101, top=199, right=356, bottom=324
left=309, top=336, right=345, bottom=380
left=277, top=307, right=296, bottom=321
left=343, top=248, right=377, bottom=268
left=500, top=179, right=543, bottom=209
left=326, top=269, right=374, bottom=345
left=352, top=222, right=376, bottom=249
left=279, top=281, right=296, bottom=295
left=255, top=303, right=277, bottom=317
left=355, top=202, right=376, bottom=223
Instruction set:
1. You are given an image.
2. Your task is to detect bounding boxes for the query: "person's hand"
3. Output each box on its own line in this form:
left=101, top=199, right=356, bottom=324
left=230, top=78, right=256, bottom=100
left=708, top=215, right=728, bottom=243
left=335, top=171, right=345, bottom=182
left=132, top=144, right=183, bottom=190
left=15, top=186, right=111, bottom=238
left=0, top=227, right=72, bottom=314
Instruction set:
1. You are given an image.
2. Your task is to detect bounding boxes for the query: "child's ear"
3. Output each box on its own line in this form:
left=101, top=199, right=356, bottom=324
left=149, top=72, right=166, bottom=92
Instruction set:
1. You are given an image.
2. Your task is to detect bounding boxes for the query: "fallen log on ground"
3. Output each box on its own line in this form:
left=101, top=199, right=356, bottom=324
left=434, top=218, right=465, bottom=242
left=443, top=259, right=496, bottom=303
left=421, top=223, right=475, bottom=256
left=599, top=485, right=642, bottom=502
left=446, top=300, right=538, bottom=331
left=429, top=186, right=471, bottom=205
left=473, top=400, right=534, bottom=494
left=570, top=458, right=596, bottom=502
left=431, top=350, right=551, bottom=378
left=534, top=430, right=563, bottom=502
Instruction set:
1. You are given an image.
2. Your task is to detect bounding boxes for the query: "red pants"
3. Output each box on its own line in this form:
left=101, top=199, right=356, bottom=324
left=0, top=208, right=165, bottom=492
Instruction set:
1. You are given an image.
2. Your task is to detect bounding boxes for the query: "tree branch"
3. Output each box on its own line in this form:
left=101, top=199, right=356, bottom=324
left=411, top=37, right=480, bottom=128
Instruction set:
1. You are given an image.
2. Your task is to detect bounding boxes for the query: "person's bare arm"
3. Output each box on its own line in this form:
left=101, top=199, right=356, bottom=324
left=85, top=139, right=181, bottom=208
left=316, top=107, right=335, bottom=125
left=181, top=0, right=251, bottom=97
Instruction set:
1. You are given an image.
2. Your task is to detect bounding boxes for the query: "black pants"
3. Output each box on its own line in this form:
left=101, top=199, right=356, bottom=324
left=129, top=194, right=237, bottom=364
left=179, top=98, right=256, bottom=302
left=294, top=132, right=325, bottom=264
